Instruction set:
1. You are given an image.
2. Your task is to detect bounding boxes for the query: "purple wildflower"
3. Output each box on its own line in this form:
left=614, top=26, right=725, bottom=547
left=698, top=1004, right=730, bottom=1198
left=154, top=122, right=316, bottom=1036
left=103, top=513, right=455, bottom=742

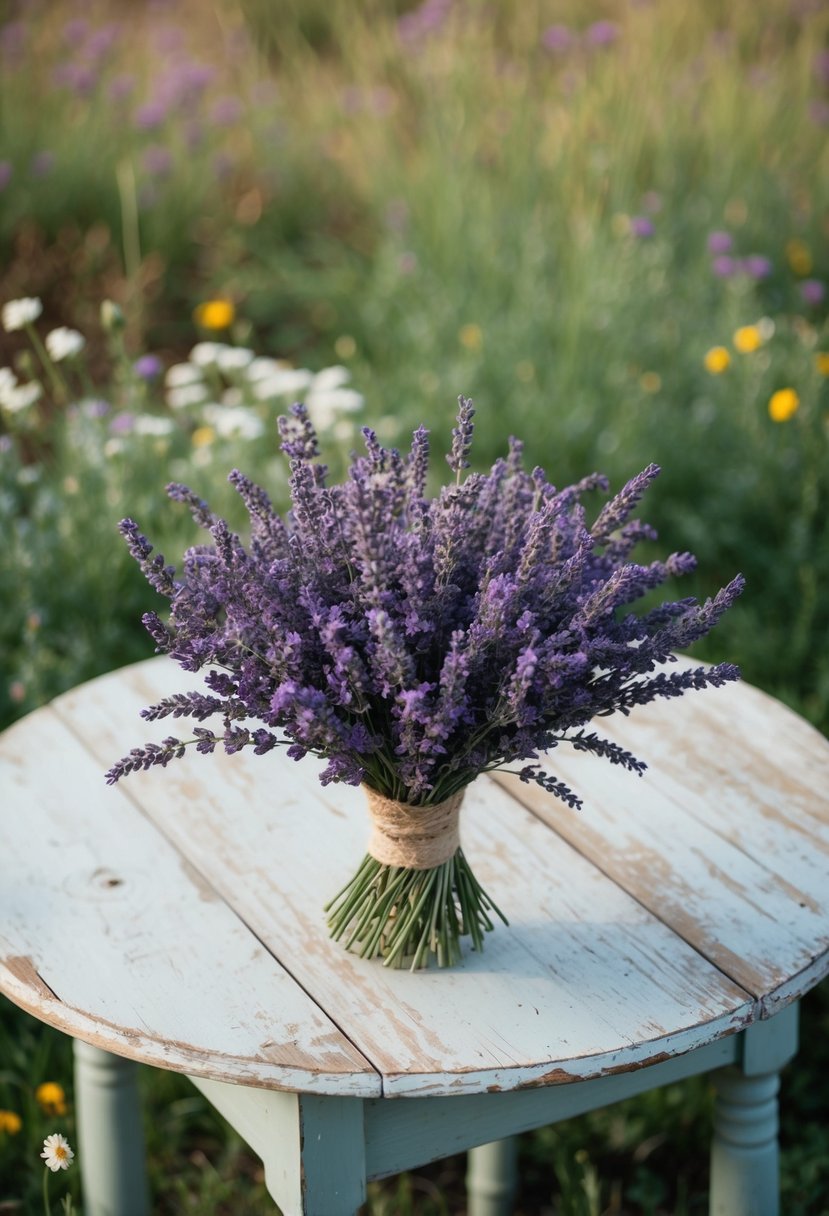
left=800, top=279, right=825, bottom=306
left=712, top=255, right=737, bottom=278
left=134, top=354, right=164, bottom=381
left=630, top=216, right=655, bottom=238
left=108, top=73, right=136, bottom=103
left=134, top=100, right=168, bottom=131
left=741, top=255, right=773, bottom=280
left=585, top=20, right=620, bottom=46
left=142, top=145, right=173, bottom=177
left=107, top=399, right=743, bottom=808
left=707, top=230, right=733, bottom=255
left=542, top=24, right=574, bottom=52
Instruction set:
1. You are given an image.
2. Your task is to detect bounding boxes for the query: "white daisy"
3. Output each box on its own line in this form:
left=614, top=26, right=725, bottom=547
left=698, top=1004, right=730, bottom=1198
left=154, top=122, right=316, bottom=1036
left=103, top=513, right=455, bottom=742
left=189, top=341, right=228, bottom=367
left=1, top=382, right=43, bottom=413
left=245, top=356, right=283, bottom=382
left=45, top=327, right=86, bottom=362
left=250, top=368, right=313, bottom=401
left=40, top=1132, right=74, bottom=1172
left=133, top=415, right=176, bottom=436
left=166, top=383, right=210, bottom=410
left=165, top=362, right=204, bottom=388
left=202, top=403, right=265, bottom=439
left=2, top=297, right=43, bottom=332
left=216, top=346, right=254, bottom=372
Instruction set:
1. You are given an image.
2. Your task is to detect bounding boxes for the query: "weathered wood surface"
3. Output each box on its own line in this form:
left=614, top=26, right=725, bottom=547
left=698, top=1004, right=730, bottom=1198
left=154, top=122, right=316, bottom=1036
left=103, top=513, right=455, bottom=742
left=2, top=654, right=827, bottom=1099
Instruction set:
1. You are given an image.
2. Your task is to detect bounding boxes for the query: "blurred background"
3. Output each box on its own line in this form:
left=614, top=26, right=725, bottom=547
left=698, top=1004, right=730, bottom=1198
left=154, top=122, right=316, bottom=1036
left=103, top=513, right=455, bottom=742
left=1, top=0, right=828, bottom=1211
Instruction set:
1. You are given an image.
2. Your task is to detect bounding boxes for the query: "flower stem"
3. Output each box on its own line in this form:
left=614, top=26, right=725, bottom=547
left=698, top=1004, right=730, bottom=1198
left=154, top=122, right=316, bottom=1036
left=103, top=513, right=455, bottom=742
left=43, top=1166, right=52, bottom=1216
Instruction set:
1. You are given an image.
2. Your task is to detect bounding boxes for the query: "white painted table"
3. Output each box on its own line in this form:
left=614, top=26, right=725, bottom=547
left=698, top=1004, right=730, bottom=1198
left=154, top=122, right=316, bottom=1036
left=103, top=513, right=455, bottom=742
left=2, top=656, right=828, bottom=1216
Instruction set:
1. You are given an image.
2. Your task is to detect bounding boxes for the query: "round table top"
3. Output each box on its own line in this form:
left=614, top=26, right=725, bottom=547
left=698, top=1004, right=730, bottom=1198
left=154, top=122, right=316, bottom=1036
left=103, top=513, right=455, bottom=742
left=2, top=656, right=829, bottom=1099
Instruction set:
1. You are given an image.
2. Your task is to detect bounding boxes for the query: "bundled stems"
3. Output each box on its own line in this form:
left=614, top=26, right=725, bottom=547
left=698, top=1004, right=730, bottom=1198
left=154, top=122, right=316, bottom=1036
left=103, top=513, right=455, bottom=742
left=325, top=848, right=507, bottom=970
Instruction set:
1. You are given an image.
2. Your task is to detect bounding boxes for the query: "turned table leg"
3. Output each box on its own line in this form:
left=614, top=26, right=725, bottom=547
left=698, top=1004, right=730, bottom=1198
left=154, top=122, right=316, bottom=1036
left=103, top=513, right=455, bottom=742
left=709, top=1002, right=799, bottom=1216
left=466, top=1137, right=519, bottom=1216
left=73, top=1041, right=150, bottom=1216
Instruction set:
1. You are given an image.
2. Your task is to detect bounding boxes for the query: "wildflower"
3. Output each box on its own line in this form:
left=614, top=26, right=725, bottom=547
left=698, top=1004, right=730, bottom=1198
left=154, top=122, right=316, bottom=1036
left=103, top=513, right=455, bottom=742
left=165, top=362, right=204, bottom=388
left=166, top=384, right=210, bottom=410
left=1, top=382, right=43, bottom=412
left=585, top=20, right=620, bottom=45
left=201, top=404, right=265, bottom=440
left=815, top=352, right=829, bottom=376
left=250, top=367, right=313, bottom=400
left=704, top=346, right=731, bottom=374
left=134, top=354, right=163, bottom=381
left=0, top=1109, right=22, bottom=1134
left=41, top=1132, right=74, bottom=1171
left=36, top=1082, right=67, bottom=1117
left=768, top=388, right=800, bottom=422
left=45, top=327, right=85, bottom=362
left=193, top=300, right=235, bottom=331
left=707, top=231, right=733, bottom=255
left=629, top=216, right=655, bottom=238
left=2, top=296, right=42, bottom=332
left=733, top=325, right=763, bottom=354
left=191, top=425, right=216, bottom=448
left=741, top=255, right=772, bottom=280
left=334, top=334, right=357, bottom=359
left=215, top=346, right=254, bottom=372
left=786, top=239, right=812, bottom=276
left=640, top=371, right=661, bottom=393
left=133, top=415, right=176, bottom=437
left=541, top=24, right=574, bottom=52
left=458, top=323, right=483, bottom=352
left=800, top=279, right=825, bottom=307
left=712, top=256, right=737, bottom=278
left=142, top=145, right=173, bottom=177
left=134, top=100, right=167, bottom=131
left=190, top=341, right=228, bottom=367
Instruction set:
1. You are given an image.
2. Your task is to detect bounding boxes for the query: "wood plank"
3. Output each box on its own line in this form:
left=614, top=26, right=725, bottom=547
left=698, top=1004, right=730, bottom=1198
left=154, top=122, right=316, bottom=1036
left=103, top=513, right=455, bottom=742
left=0, top=706, right=380, bottom=1097
left=491, top=658, right=829, bottom=1011
left=54, top=659, right=755, bottom=1097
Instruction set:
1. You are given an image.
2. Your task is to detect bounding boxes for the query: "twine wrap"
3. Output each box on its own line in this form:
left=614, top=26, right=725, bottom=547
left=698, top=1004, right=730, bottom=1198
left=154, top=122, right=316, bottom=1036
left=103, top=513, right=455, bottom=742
left=364, top=787, right=464, bottom=870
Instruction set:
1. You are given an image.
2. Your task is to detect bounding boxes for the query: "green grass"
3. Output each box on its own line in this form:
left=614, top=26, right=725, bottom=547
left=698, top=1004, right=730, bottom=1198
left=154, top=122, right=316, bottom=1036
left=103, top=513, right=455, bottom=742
left=1, top=0, right=829, bottom=1210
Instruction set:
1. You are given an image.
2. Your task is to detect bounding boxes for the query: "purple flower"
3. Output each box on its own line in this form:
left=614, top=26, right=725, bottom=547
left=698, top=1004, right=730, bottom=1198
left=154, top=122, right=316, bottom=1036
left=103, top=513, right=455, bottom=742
left=741, top=254, right=773, bottom=280
left=134, top=354, right=164, bottom=381
left=585, top=20, right=620, bottom=46
left=110, top=412, right=136, bottom=434
left=809, top=100, right=829, bottom=126
left=62, top=18, right=89, bottom=46
left=630, top=216, right=655, bottom=238
left=397, top=0, right=452, bottom=45
left=108, top=399, right=743, bottom=810
left=210, top=94, right=243, bottom=125
left=707, top=230, right=733, bottom=255
left=134, top=100, right=168, bottom=131
left=0, top=20, right=27, bottom=58
left=542, top=24, right=574, bottom=52
left=800, top=278, right=826, bottom=306
left=712, top=255, right=737, bottom=278
left=0, top=160, right=12, bottom=192
left=813, top=49, right=829, bottom=86
left=142, top=145, right=173, bottom=177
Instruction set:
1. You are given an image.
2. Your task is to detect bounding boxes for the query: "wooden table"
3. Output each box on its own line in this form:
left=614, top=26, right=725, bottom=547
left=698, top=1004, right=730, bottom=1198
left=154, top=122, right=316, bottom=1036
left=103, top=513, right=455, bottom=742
left=2, top=655, right=828, bottom=1216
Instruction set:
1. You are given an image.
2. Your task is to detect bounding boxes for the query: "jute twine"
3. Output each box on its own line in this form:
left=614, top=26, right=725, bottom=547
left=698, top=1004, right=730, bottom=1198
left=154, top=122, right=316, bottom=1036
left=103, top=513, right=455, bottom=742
left=364, top=786, right=464, bottom=870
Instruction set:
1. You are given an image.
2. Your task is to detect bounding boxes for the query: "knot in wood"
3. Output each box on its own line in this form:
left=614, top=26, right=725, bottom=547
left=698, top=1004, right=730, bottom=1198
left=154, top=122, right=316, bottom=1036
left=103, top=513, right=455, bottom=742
left=364, top=787, right=464, bottom=870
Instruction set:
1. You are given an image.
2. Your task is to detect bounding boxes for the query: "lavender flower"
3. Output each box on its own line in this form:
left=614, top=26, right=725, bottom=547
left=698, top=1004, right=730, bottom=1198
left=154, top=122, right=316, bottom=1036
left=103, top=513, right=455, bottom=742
left=107, top=398, right=743, bottom=810
left=630, top=216, right=655, bottom=239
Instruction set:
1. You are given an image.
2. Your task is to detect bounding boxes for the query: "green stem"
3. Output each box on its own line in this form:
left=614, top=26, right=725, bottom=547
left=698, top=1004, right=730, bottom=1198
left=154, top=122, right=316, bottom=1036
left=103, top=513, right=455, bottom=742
left=25, top=324, right=67, bottom=403
left=43, top=1167, right=52, bottom=1216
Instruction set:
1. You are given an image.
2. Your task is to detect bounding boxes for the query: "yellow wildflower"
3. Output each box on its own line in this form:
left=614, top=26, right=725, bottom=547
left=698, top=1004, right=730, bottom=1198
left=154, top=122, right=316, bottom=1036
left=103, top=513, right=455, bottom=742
left=36, top=1082, right=67, bottom=1117
left=0, top=1110, right=22, bottom=1135
left=193, top=299, right=235, bottom=330
left=334, top=334, right=356, bottom=360
left=640, top=371, right=662, bottom=393
left=704, top=347, right=731, bottom=374
left=191, top=425, right=216, bottom=448
left=814, top=352, right=829, bottom=377
left=458, top=323, right=483, bottom=353
left=733, top=325, right=762, bottom=354
left=785, top=239, right=812, bottom=277
left=768, top=388, right=800, bottom=422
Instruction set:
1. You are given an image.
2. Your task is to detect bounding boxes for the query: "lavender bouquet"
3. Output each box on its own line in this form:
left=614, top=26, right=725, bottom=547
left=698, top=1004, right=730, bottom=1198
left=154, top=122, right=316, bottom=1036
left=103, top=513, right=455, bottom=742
left=107, top=398, right=744, bottom=968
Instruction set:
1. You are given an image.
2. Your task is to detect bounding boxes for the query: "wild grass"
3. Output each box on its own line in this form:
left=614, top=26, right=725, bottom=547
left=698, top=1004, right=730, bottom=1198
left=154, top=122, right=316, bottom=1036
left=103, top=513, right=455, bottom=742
left=1, top=0, right=828, bottom=1210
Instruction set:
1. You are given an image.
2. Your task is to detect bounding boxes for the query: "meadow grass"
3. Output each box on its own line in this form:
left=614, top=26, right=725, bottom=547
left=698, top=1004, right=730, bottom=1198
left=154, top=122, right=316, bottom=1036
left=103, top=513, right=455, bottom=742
left=1, top=0, right=828, bottom=1210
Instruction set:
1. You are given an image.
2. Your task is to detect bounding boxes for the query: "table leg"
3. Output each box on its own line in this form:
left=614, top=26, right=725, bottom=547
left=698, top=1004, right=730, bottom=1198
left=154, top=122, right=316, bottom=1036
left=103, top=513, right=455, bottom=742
left=709, top=1002, right=799, bottom=1216
left=466, top=1137, right=519, bottom=1216
left=73, top=1041, right=150, bottom=1216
